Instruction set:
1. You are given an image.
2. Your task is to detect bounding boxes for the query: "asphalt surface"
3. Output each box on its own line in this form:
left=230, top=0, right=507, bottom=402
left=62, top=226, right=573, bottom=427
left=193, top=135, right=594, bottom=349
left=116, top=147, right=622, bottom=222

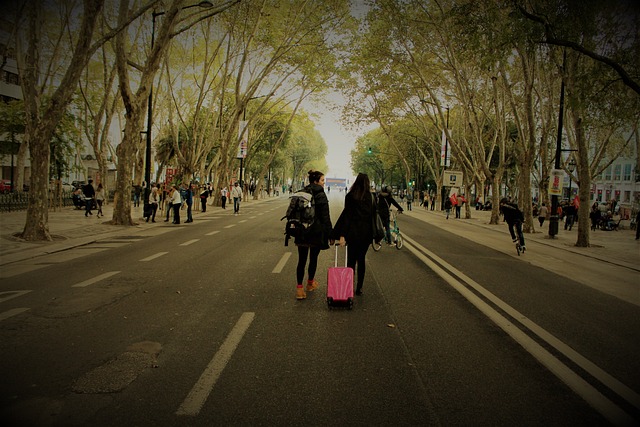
left=0, top=194, right=638, bottom=426
left=2, top=196, right=637, bottom=305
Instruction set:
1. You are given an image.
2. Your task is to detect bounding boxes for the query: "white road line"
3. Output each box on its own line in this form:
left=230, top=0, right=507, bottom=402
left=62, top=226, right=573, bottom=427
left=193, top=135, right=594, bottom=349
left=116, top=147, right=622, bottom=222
left=176, top=312, right=255, bottom=416
left=403, top=234, right=638, bottom=426
left=239, top=220, right=247, bottom=223
left=140, top=252, right=168, bottom=262
left=272, top=252, right=292, bottom=273
left=0, top=290, right=31, bottom=303
left=0, top=308, right=29, bottom=321
left=250, top=216, right=257, bottom=219
left=223, top=224, right=235, bottom=229
left=205, top=230, right=220, bottom=236
left=180, top=239, right=200, bottom=246
left=72, top=271, right=121, bottom=288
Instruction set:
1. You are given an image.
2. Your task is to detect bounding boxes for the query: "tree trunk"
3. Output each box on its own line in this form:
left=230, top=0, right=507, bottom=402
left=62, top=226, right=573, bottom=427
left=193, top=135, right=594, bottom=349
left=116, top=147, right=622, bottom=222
left=573, top=116, right=591, bottom=247
left=489, top=173, right=502, bottom=225
left=15, top=140, right=27, bottom=192
left=21, top=125, right=51, bottom=241
left=110, top=100, right=146, bottom=225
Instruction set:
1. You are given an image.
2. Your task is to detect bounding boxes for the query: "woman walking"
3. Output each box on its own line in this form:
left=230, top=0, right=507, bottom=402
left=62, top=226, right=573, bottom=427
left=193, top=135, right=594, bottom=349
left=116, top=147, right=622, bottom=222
left=332, top=173, right=375, bottom=296
left=295, top=170, right=333, bottom=300
left=95, top=183, right=105, bottom=218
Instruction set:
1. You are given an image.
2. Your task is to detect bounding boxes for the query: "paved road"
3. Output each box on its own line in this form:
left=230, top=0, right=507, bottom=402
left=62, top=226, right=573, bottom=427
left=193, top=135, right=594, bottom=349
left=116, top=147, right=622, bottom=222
left=0, top=195, right=638, bottom=426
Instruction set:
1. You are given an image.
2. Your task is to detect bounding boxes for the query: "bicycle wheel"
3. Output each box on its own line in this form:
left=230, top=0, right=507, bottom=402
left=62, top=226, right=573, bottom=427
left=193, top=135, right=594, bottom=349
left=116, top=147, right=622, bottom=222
left=395, top=233, right=403, bottom=249
left=372, top=240, right=382, bottom=251
left=515, top=242, right=521, bottom=256
left=392, top=231, right=403, bottom=249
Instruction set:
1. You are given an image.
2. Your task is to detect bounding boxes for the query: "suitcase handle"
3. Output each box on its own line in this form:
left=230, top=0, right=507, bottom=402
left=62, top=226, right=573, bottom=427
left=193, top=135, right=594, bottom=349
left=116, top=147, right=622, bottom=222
left=334, top=244, right=347, bottom=267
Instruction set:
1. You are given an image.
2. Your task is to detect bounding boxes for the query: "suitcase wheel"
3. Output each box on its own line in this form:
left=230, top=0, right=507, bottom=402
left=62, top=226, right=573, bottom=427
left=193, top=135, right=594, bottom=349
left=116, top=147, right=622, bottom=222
left=327, top=297, right=333, bottom=309
left=348, top=298, right=353, bottom=310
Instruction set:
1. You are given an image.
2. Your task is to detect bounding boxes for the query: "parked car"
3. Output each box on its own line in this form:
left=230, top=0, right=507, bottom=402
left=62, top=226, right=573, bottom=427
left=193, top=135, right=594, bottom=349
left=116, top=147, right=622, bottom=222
left=49, top=181, right=74, bottom=192
left=72, top=180, right=86, bottom=190
left=0, top=179, right=12, bottom=193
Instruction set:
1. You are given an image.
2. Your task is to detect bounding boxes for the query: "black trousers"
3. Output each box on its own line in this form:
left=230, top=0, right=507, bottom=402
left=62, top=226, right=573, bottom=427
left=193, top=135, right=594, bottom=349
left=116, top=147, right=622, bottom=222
left=346, top=240, right=369, bottom=290
left=297, top=246, right=321, bottom=284
left=172, top=203, right=181, bottom=224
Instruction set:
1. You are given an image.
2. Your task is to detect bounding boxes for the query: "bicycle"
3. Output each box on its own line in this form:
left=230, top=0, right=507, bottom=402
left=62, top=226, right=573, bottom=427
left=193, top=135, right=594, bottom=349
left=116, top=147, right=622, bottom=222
left=372, top=209, right=403, bottom=251
left=512, top=220, right=525, bottom=256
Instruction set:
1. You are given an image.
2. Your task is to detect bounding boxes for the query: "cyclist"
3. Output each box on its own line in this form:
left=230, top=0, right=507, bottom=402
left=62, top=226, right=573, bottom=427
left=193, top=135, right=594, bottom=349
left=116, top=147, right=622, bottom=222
left=499, top=197, right=526, bottom=252
left=377, top=186, right=404, bottom=245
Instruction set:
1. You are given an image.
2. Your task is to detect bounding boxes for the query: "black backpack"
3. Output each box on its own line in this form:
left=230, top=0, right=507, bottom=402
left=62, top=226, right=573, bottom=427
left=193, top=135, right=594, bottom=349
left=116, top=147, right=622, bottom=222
left=281, top=189, right=315, bottom=246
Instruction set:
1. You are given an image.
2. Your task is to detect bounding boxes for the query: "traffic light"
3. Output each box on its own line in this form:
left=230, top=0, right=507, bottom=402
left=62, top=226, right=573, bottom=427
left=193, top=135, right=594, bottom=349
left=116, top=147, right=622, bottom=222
left=367, top=147, right=372, bottom=154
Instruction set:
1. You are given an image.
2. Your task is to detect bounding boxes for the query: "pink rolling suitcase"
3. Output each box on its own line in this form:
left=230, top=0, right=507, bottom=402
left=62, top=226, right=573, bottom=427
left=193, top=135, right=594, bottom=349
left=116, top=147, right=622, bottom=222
left=327, top=245, right=354, bottom=309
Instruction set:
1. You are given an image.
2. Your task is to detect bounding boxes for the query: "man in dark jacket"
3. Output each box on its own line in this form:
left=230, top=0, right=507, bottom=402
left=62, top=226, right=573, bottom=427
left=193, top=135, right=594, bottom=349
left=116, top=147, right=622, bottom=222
left=500, top=198, right=525, bottom=251
left=82, top=179, right=95, bottom=217
left=377, top=186, right=403, bottom=245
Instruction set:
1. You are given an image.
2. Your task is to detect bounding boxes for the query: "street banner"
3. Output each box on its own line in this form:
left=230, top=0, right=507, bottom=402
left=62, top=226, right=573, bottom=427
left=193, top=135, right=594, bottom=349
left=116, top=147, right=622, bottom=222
left=548, top=169, right=564, bottom=196
left=440, top=129, right=450, bottom=167
left=237, top=120, right=248, bottom=159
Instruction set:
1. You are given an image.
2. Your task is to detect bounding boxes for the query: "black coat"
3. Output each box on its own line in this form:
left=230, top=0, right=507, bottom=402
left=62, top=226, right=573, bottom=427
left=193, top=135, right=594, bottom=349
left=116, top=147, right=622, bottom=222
left=294, top=183, right=332, bottom=250
left=501, top=202, right=523, bottom=224
left=333, top=191, right=374, bottom=245
left=377, top=192, right=403, bottom=223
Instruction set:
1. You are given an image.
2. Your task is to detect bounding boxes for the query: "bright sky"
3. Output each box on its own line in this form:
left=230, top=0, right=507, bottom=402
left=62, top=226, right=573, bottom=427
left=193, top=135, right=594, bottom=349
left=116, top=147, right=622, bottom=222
left=308, top=0, right=372, bottom=184
left=310, top=94, right=356, bottom=181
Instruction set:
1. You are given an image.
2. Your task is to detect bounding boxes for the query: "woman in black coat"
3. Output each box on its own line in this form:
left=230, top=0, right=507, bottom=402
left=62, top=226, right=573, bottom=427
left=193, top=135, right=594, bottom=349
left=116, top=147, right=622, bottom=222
left=332, top=172, right=375, bottom=296
left=295, top=170, right=333, bottom=300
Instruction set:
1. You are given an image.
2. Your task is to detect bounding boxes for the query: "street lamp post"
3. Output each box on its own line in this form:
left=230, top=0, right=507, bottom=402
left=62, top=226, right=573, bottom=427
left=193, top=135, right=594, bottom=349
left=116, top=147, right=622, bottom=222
left=419, top=98, right=450, bottom=210
left=145, top=1, right=213, bottom=194
left=238, top=93, right=273, bottom=188
left=567, top=159, right=576, bottom=200
left=549, top=51, right=566, bottom=238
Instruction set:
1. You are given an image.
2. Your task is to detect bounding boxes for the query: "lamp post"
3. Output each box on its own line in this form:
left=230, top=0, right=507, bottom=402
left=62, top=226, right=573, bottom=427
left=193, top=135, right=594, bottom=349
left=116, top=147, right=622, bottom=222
left=145, top=1, right=213, bottom=192
left=567, top=159, right=576, bottom=200
left=548, top=50, right=566, bottom=238
left=238, top=93, right=273, bottom=188
left=420, top=98, right=449, bottom=210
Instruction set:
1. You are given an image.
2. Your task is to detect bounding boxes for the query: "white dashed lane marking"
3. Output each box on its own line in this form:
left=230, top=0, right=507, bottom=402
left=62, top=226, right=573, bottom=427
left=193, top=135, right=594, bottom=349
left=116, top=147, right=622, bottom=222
left=140, top=252, right=168, bottom=262
left=72, top=271, right=121, bottom=288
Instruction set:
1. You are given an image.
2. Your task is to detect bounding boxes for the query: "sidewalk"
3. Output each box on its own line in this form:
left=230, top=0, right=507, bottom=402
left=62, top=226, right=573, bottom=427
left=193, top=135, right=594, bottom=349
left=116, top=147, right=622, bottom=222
left=0, top=196, right=276, bottom=267
left=406, top=206, right=639, bottom=269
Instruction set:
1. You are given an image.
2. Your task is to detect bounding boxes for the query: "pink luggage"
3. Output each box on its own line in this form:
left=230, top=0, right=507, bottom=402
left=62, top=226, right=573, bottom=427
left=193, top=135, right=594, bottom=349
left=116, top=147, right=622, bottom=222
left=327, top=245, right=354, bottom=309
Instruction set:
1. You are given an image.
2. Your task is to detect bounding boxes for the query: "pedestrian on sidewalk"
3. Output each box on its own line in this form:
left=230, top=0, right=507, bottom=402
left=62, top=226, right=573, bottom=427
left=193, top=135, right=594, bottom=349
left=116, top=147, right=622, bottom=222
left=231, top=182, right=242, bottom=215
left=200, top=185, right=208, bottom=212
left=444, top=197, right=452, bottom=219
left=133, top=183, right=142, bottom=207
left=164, top=185, right=173, bottom=222
left=183, top=183, right=193, bottom=223
left=169, top=185, right=182, bottom=224
left=83, top=179, right=95, bottom=217
left=635, top=210, right=640, bottom=240
left=148, top=185, right=159, bottom=222
left=293, top=170, right=333, bottom=300
left=455, top=194, right=466, bottom=218
left=220, top=186, right=228, bottom=209
left=95, top=183, right=105, bottom=218
left=538, top=203, right=548, bottom=227
left=406, top=191, right=413, bottom=211
left=333, top=172, right=374, bottom=296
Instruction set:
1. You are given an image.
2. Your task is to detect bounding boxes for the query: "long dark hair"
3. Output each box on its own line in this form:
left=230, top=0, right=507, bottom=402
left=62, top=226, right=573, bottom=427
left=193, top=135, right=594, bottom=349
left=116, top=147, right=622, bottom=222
left=349, top=173, right=371, bottom=201
left=308, top=170, right=324, bottom=184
